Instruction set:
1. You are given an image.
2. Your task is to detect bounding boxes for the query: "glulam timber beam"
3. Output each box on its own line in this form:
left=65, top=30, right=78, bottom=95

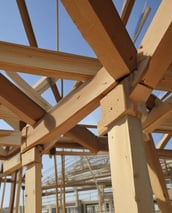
left=21, top=68, right=116, bottom=152
left=0, top=41, right=102, bottom=81
left=66, top=126, right=108, bottom=153
left=157, top=149, right=172, bottom=160
left=143, top=96, right=172, bottom=133
left=0, top=74, right=45, bottom=125
left=130, top=0, right=172, bottom=102
left=0, top=131, right=21, bottom=146
left=61, top=0, right=137, bottom=80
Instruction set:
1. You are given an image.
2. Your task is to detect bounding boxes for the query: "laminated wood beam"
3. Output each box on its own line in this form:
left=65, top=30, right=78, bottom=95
left=130, top=0, right=172, bottom=102
left=66, top=126, right=108, bottom=153
left=21, top=68, right=116, bottom=152
left=0, top=131, right=21, bottom=146
left=0, top=74, right=45, bottom=125
left=0, top=41, right=102, bottom=81
left=156, top=149, right=172, bottom=160
left=143, top=96, right=172, bottom=133
left=3, top=153, right=21, bottom=175
left=144, top=135, right=172, bottom=212
left=61, top=0, right=137, bottom=80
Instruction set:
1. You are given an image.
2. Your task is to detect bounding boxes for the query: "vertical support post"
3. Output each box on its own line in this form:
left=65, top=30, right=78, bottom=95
left=108, top=115, right=154, bottom=213
left=15, top=169, right=23, bottom=213
left=61, top=154, right=66, bottom=213
left=53, top=154, right=59, bottom=213
left=24, top=147, right=42, bottom=213
left=144, top=134, right=172, bottom=212
left=0, top=177, right=6, bottom=213
left=8, top=171, right=17, bottom=213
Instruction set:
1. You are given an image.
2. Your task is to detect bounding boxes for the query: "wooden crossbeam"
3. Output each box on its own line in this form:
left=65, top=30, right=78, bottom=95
left=61, top=0, right=137, bottom=80
left=0, top=131, right=21, bottom=146
left=0, top=41, right=102, bottom=81
left=21, top=68, right=116, bottom=152
left=0, top=74, right=45, bottom=125
left=143, top=96, right=172, bottom=133
left=130, top=0, right=172, bottom=102
left=157, top=149, right=172, bottom=160
left=66, top=126, right=108, bottom=153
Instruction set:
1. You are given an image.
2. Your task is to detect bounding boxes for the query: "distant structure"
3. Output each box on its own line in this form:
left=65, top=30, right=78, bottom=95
left=0, top=0, right=172, bottom=212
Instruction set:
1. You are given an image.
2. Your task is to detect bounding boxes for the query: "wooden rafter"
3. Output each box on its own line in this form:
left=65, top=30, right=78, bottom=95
left=0, top=41, right=102, bottom=81
left=61, top=0, right=137, bottom=80
left=0, top=74, right=45, bottom=125
left=21, top=68, right=116, bottom=152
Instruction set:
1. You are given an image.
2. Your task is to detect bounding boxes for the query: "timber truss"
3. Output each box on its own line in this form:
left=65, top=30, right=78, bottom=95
left=0, top=0, right=172, bottom=212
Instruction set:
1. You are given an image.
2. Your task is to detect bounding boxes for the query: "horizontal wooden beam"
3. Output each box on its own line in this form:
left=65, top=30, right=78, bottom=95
left=0, top=41, right=102, bottom=80
left=21, top=68, right=116, bottom=152
left=0, top=74, right=45, bottom=125
left=62, top=0, right=137, bottom=80
left=0, top=131, right=21, bottom=146
left=157, top=149, right=172, bottom=160
left=3, top=153, right=22, bottom=175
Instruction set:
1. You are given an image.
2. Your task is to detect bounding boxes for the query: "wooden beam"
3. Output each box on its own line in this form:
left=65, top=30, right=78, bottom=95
left=156, top=149, right=172, bottom=160
left=66, top=126, right=108, bottom=153
left=21, top=68, right=116, bottom=152
left=0, top=74, right=45, bottom=125
left=6, top=72, right=51, bottom=111
left=144, top=135, right=172, bottom=212
left=3, top=153, right=21, bottom=175
left=0, top=41, right=102, bottom=81
left=16, top=0, right=37, bottom=47
left=130, top=0, right=172, bottom=102
left=157, top=134, right=171, bottom=149
left=108, top=115, right=154, bottom=212
left=120, top=0, right=135, bottom=25
left=61, top=0, right=137, bottom=80
left=0, top=131, right=21, bottom=146
left=143, top=96, right=172, bottom=133
left=25, top=147, right=42, bottom=213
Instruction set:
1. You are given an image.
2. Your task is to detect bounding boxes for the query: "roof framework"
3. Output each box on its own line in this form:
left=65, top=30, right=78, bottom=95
left=0, top=0, right=172, bottom=212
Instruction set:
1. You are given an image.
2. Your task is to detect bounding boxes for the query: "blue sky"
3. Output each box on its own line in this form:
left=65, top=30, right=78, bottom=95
left=0, top=0, right=163, bottom=207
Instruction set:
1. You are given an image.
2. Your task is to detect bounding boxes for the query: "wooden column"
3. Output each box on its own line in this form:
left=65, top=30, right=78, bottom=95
left=98, top=82, right=155, bottom=213
left=108, top=115, right=154, bottom=212
left=23, top=146, right=42, bottom=213
left=144, top=134, right=172, bottom=212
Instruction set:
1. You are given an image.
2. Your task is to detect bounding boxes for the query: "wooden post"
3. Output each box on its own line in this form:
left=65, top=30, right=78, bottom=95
left=8, top=172, right=17, bottom=213
left=24, top=146, right=42, bottom=213
left=98, top=83, right=155, bottom=213
left=144, top=134, right=172, bottom=212
left=53, top=154, right=59, bottom=213
left=108, top=115, right=154, bottom=212
left=15, top=169, right=23, bottom=213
